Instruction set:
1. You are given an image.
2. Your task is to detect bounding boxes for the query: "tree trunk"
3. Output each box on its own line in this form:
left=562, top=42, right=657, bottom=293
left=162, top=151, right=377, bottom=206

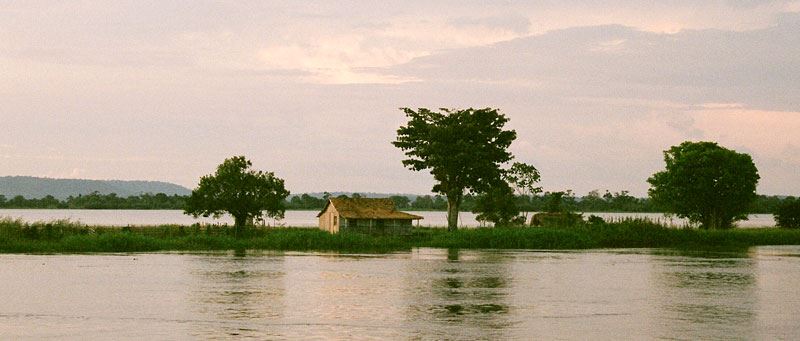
left=446, top=193, right=462, bottom=232
left=707, top=209, right=725, bottom=230
left=233, top=214, right=247, bottom=238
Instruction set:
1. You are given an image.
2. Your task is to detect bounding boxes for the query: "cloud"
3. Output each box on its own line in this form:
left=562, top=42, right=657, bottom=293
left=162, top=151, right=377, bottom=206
left=2, top=2, right=799, bottom=195
left=256, top=37, right=424, bottom=84
left=371, top=16, right=800, bottom=194
left=448, top=14, right=532, bottom=34
left=7, top=1, right=794, bottom=84
left=690, top=107, right=800, bottom=162
left=387, top=14, right=800, bottom=111
left=687, top=106, right=800, bottom=193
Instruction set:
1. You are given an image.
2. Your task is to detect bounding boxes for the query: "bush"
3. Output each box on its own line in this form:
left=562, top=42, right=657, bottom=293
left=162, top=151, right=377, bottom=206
left=530, top=212, right=583, bottom=227
left=775, top=199, right=800, bottom=228
left=647, top=141, right=759, bottom=229
left=586, top=215, right=605, bottom=225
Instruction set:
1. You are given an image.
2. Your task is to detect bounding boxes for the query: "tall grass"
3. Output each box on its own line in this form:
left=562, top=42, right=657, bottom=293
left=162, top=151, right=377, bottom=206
left=2, top=217, right=800, bottom=253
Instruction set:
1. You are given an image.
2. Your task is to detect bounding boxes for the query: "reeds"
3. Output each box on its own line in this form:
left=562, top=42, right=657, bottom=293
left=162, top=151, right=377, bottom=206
left=1, top=218, right=800, bottom=253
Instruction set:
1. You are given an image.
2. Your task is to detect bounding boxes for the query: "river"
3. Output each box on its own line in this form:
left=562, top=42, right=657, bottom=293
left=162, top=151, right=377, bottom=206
left=0, top=209, right=777, bottom=227
left=1, top=247, right=798, bottom=339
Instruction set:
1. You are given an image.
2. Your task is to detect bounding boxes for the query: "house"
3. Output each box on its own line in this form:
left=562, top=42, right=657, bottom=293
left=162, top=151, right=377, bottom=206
left=317, top=197, right=423, bottom=234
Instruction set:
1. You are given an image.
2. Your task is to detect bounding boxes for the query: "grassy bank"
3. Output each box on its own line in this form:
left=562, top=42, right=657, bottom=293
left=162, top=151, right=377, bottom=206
left=1, top=218, right=799, bottom=253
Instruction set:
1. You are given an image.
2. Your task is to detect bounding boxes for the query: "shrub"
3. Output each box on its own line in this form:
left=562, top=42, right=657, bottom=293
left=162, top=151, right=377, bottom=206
left=586, top=215, right=605, bottom=225
left=775, top=198, right=800, bottom=228
left=530, top=212, right=583, bottom=227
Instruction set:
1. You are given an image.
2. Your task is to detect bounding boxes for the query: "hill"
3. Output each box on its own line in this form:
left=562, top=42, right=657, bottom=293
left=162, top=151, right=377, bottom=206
left=0, top=176, right=191, bottom=200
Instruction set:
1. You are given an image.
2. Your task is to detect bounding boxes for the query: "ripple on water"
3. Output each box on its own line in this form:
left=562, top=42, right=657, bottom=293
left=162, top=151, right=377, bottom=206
left=0, top=247, right=798, bottom=339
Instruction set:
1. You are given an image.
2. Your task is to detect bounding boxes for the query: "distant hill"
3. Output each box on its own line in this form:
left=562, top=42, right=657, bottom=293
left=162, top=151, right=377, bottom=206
left=0, top=176, right=191, bottom=200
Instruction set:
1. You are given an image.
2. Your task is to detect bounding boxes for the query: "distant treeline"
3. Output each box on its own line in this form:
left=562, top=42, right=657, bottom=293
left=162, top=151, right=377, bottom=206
left=0, top=191, right=793, bottom=214
left=0, top=192, right=186, bottom=209
left=286, top=191, right=793, bottom=214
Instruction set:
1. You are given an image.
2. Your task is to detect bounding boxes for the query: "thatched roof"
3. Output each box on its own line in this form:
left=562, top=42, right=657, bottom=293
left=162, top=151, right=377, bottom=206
left=317, top=198, right=423, bottom=220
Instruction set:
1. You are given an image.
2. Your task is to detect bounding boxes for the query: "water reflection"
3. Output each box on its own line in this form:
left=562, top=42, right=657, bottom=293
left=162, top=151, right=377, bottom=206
left=188, top=251, right=286, bottom=338
left=1, top=248, right=799, bottom=339
left=405, top=248, right=513, bottom=339
left=650, top=249, right=757, bottom=340
left=753, top=246, right=800, bottom=339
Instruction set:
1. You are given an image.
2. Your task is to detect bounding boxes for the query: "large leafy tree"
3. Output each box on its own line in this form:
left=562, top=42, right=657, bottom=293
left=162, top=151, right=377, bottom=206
left=185, top=156, right=290, bottom=237
left=393, top=107, right=516, bottom=231
left=647, top=141, right=759, bottom=229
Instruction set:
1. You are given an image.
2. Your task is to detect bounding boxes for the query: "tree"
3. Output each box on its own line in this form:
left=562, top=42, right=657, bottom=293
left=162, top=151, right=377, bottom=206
left=544, top=191, right=567, bottom=213
left=647, top=141, right=759, bottom=229
left=505, top=162, right=542, bottom=197
left=504, top=162, right=541, bottom=219
left=184, top=156, right=290, bottom=237
left=581, top=190, right=608, bottom=212
left=472, top=182, right=522, bottom=226
left=389, top=195, right=411, bottom=209
left=775, top=197, right=800, bottom=228
left=393, top=107, right=516, bottom=231
left=609, top=191, right=639, bottom=212
left=411, top=195, right=434, bottom=210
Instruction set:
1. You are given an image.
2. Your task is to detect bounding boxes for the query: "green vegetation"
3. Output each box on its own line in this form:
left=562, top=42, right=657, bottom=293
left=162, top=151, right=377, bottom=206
left=2, top=218, right=799, bottom=254
left=648, top=141, right=760, bottom=229
left=471, top=162, right=543, bottom=226
left=472, top=183, right=521, bottom=226
left=0, top=192, right=187, bottom=209
left=185, top=156, right=290, bottom=238
left=775, top=197, right=800, bottom=228
left=503, top=162, right=542, bottom=222
left=393, top=107, right=517, bottom=231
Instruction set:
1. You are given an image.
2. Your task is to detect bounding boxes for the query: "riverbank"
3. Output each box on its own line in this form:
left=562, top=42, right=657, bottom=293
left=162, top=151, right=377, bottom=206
left=1, top=218, right=799, bottom=253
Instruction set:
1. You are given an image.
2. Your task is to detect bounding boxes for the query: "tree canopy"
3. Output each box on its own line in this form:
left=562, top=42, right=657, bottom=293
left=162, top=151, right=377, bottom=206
left=647, top=141, right=759, bottom=229
left=393, top=107, right=516, bottom=231
left=184, top=156, right=290, bottom=237
left=505, top=162, right=542, bottom=197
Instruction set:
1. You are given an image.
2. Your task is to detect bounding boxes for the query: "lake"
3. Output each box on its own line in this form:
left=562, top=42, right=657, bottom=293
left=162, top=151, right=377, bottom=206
left=0, top=209, right=777, bottom=227
left=1, top=247, right=798, bottom=339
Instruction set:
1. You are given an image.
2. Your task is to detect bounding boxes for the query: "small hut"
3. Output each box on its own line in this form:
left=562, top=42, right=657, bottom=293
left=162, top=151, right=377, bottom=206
left=317, top=197, right=423, bottom=234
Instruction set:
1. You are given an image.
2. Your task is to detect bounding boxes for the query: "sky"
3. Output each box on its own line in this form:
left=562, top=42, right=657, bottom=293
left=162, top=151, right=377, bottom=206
left=1, top=1, right=799, bottom=196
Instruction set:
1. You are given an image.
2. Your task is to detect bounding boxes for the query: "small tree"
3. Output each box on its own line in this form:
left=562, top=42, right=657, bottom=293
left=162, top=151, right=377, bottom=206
left=544, top=191, right=566, bottom=213
left=472, top=182, right=522, bottom=226
left=775, top=198, right=800, bottom=228
left=393, top=107, right=516, bottom=231
left=505, top=162, right=542, bottom=219
left=647, top=141, right=759, bottom=229
left=389, top=195, right=411, bottom=209
left=185, top=156, right=290, bottom=237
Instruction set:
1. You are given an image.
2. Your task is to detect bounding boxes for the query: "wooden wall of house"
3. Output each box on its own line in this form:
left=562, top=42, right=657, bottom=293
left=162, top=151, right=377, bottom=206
left=340, top=218, right=412, bottom=235
left=318, top=205, right=340, bottom=233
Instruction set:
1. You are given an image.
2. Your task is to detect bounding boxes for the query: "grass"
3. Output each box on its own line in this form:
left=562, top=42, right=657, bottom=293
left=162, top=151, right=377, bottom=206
left=1, top=217, right=799, bottom=254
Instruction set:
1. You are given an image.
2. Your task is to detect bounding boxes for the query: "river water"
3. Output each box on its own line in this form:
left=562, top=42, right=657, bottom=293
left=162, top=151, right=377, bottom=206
left=0, top=209, right=777, bottom=227
left=1, top=247, right=798, bottom=339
